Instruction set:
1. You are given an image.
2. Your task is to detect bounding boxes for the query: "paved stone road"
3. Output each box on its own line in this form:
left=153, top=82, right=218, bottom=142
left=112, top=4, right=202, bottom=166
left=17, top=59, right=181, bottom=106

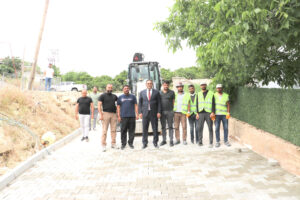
left=1, top=125, right=300, bottom=200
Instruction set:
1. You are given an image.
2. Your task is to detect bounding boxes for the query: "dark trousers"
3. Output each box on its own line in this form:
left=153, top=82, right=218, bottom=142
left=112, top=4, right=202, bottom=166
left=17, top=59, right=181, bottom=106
left=215, top=115, right=228, bottom=143
left=188, top=114, right=199, bottom=143
left=198, top=112, right=214, bottom=144
left=121, top=117, right=136, bottom=146
left=142, top=111, right=159, bottom=145
left=161, top=111, right=174, bottom=142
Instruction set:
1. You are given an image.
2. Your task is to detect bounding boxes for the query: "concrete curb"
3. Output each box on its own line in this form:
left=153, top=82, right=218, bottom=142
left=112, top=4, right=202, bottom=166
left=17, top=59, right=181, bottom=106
left=0, top=128, right=81, bottom=191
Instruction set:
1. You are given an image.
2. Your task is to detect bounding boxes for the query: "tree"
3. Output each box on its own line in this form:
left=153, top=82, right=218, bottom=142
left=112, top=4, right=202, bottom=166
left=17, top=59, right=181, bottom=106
left=174, top=66, right=208, bottom=79
left=156, top=0, right=300, bottom=90
left=113, top=70, right=128, bottom=91
left=52, top=65, right=61, bottom=77
left=0, top=57, right=22, bottom=75
left=160, top=68, right=174, bottom=82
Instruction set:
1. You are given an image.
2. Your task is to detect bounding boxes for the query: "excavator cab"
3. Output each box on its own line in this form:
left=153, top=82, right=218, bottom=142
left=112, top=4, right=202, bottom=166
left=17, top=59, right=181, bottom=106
left=128, top=62, right=161, bottom=96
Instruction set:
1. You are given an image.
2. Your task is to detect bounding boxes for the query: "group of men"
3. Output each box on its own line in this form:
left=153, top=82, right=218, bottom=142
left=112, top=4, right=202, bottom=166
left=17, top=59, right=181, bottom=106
left=75, top=80, right=231, bottom=152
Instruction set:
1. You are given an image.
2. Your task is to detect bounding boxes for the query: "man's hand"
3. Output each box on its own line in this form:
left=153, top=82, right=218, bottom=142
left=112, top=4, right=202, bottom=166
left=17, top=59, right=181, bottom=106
left=157, top=113, right=161, bottom=119
left=99, top=114, right=103, bottom=121
left=75, top=114, right=78, bottom=120
left=91, top=114, right=94, bottom=119
left=210, top=112, right=215, bottom=118
left=139, top=113, right=143, bottom=119
left=226, top=113, right=231, bottom=119
left=196, top=114, right=199, bottom=120
left=118, top=116, right=121, bottom=122
left=136, top=114, right=139, bottom=120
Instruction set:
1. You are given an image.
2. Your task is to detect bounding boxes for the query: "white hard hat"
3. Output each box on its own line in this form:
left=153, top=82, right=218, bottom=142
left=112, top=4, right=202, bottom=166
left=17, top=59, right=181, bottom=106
left=216, top=84, right=223, bottom=88
left=200, top=81, right=207, bottom=85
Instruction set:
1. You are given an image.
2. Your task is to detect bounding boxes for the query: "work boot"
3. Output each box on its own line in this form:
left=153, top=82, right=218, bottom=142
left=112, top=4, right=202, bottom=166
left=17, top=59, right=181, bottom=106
left=170, top=141, right=174, bottom=147
left=174, top=140, right=180, bottom=145
left=215, top=142, right=221, bottom=148
left=160, top=141, right=167, bottom=146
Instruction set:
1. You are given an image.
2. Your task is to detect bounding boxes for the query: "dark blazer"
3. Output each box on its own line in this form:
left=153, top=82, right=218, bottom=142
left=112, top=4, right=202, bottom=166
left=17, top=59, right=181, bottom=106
left=138, top=89, right=162, bottom=116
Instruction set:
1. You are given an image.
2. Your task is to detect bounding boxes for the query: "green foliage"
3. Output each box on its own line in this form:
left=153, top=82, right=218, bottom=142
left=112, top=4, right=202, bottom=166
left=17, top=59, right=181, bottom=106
left=174, top=66, right=208, bottom=79
left=231, top=87, right=300, bottom=146
left=0, top=57, right=22, bottom=74
left=156, top=0, right=300, bottom=91
left=52, top=65, right=61, bottom=77
left=62, top=70, right=127, bottom=92
left=161, top=66, right=208, bottom=82
left=160, top=68, right=174, bottom=82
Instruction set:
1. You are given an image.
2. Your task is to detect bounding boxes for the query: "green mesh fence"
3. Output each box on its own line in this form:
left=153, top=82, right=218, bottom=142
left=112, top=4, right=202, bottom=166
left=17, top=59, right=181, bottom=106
left=231, top=87, right=300, bottom=146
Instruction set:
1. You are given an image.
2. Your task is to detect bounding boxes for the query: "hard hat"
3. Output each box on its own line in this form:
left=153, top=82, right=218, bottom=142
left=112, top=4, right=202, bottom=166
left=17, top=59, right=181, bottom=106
left=176, top=82, right=184, bottom=88
left=216, top=84, right=223, bottom=88
left=200, top=81, right=207, bottom=85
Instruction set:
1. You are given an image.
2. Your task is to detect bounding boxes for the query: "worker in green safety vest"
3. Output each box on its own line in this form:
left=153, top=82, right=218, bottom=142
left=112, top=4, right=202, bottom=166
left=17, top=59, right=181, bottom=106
left=173, top=82, right=189, bottom=145
left=195, top=82, right=215, bottom=148
left=214, top=84, right=231, bottom=147
left=186, top=84, right=199, bottom=144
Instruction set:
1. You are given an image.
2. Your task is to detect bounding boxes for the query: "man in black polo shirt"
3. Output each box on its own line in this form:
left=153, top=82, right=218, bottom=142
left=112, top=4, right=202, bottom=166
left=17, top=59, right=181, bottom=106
left=75, top=90, right=94, bottom=142
left=117, top=85, right=138, bottom=150
left=160, top=80, right=175, bottom=147
left=98, top=84, right=118, bottom=152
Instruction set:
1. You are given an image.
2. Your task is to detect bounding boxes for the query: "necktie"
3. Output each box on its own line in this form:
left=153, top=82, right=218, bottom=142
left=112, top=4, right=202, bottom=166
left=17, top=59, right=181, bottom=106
left=148, top=89, right=151, bottom=101
left=148, top=89, right=151, bottom=110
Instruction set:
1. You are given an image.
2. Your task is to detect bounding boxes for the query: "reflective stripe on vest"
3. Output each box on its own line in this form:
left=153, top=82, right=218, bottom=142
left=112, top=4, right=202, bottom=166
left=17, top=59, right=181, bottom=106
left=214, top=92, right=229, bottom=115
left=188, top=94, right=198, bottom=114
left=198, top=90, right=214, bottom=113
left=174, top=93, right=189, bottom=114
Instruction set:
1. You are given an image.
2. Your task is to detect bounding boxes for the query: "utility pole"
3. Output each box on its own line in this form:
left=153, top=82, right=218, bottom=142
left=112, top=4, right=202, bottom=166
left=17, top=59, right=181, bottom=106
left=28, top=0, right=50, bottom=90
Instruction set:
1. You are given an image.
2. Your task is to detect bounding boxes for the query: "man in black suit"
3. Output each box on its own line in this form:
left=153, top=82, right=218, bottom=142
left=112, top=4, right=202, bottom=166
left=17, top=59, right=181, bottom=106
left=139, top=80, right=162, bottom=149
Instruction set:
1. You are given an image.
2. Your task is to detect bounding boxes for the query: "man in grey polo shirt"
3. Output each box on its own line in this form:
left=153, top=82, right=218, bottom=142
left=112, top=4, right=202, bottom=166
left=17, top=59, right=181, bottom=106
left=160, top=80, right=175, bottom=147
left=89, top=86, right=100, bottom=131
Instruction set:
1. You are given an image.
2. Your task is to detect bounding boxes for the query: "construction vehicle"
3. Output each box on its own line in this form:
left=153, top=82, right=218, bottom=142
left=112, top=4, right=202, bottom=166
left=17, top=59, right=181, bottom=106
left=127, top=53, right=162, bottom=133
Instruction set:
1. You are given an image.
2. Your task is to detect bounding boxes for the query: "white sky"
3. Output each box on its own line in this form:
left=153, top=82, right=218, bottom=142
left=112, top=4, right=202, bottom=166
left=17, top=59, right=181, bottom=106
left=0, top=0, right=197, bottom=77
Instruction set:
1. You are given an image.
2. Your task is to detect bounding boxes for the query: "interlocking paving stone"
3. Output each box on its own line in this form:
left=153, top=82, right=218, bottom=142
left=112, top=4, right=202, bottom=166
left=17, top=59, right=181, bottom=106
left=0, top=125, right=300, bottom=200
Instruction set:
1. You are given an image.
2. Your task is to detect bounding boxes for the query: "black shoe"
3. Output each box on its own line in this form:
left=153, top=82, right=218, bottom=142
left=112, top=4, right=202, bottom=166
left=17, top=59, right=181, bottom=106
left=81, top=137, right=85, bottom=141
left=191, top=140, right=194, bottom=144
left=198, top=142, right=203, bottom=146
left=121, top=145, right=126, bottom=150
left=170, top=141, right=174, bottom=147
left=160, top=141, right=167, bottom=146
left=85, top=137, right=89, bottom=142
left=174, top=140, right=180, bottom=145
left=154, top=143, right=159, bottom=148
left=129, top=145, right=134, bottom=149
left=142, top=144, right=147, bottom=149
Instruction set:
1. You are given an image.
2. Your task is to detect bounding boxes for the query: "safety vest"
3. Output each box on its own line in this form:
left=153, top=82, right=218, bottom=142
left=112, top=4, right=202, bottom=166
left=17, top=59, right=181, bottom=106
left=214, top=92, right=229, bottom=115
left=188, top=93, right=198, bottom=114
left=198, top=90, right=214, bottom=113
left=174, top=92, right=189, bottom=114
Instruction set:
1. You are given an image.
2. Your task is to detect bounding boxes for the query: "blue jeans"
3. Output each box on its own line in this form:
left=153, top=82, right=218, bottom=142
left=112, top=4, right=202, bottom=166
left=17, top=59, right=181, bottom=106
left=188, top=114, right=199, bottom=143
left=45, top=78, right=52, bottom=91
left=215, top=115, right=228, bottom=143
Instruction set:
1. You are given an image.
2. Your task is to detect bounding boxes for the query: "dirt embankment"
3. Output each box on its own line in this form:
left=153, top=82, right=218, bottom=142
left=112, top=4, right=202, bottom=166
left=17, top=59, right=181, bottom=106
left=0, top=86, right=80, bottom=175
